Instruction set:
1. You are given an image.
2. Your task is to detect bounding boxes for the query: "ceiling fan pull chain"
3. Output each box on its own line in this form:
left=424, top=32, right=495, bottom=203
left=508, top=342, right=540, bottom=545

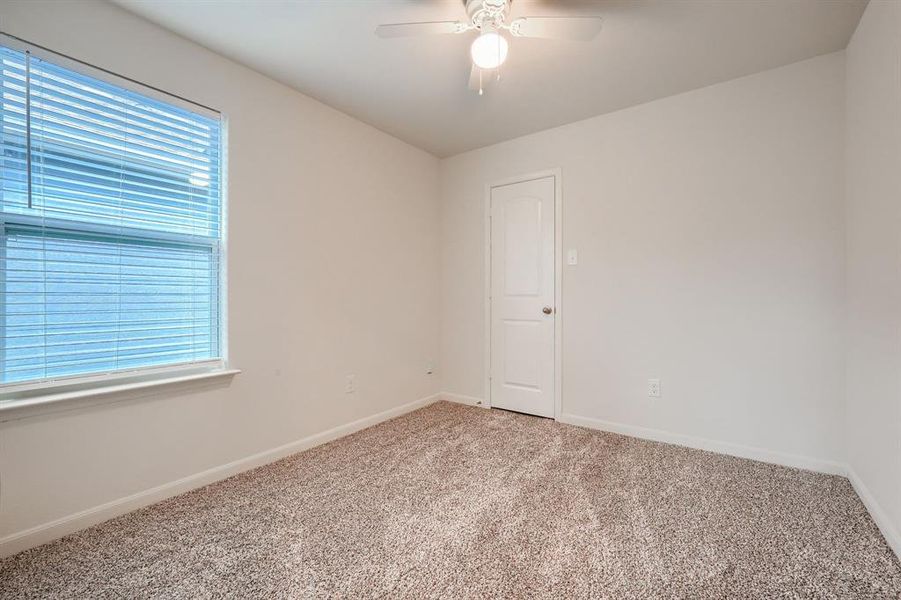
left=497, top=34, right=501, bottom=81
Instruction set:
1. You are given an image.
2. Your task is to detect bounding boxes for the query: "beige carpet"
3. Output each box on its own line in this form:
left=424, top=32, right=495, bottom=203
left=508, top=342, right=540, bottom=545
left=2, top=401, right=900, bottom=598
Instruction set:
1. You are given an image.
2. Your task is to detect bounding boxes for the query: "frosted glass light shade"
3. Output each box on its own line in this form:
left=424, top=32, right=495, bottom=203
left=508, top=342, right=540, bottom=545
left=470, top=32, right=509, bottom=69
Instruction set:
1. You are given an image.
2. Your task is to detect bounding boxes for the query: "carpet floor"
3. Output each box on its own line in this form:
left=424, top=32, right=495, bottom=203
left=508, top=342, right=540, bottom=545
left=2, top=401, right=900, bottom=598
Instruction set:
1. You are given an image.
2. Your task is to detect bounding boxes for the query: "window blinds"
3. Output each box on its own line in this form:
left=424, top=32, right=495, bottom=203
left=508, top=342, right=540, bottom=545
left=0, top=41, right=223, bottom=387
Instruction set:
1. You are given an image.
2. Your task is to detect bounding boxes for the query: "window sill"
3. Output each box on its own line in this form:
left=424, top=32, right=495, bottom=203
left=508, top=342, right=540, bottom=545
left=0, top=368, right=241, bottom=422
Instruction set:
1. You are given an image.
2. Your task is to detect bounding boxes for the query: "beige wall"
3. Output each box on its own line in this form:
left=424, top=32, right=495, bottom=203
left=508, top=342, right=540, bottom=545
left=440, top=53, right=847, bottom=468
left=0, top=0, right=441, bottom=551
left=844, top=0, right=901, bottom=556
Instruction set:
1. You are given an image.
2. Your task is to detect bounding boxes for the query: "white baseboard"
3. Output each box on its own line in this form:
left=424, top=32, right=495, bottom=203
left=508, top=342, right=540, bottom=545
left=847, top=466, right=901, bottom=560
left=0, top=393, right=441, bottom=559
left=440, top=392, right=485, bottom=407
left=557, top=412, right=846, bottom=476
left=440, top=399, right=843, bottom=475
left=559, top=412, right=901, bottom=560
left=8, top=396, right=898, bottom=565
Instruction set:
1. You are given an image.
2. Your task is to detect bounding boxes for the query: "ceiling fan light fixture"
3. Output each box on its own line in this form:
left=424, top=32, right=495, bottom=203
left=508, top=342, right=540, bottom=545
left=470, top=31, right=508, bottom=70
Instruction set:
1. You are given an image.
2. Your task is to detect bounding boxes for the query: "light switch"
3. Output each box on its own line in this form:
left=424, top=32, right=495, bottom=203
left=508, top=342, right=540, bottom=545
left=567, top=249, right=578, bottom=265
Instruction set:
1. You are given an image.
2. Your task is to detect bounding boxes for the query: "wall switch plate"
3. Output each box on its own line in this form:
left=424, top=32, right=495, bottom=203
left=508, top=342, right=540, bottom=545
left=567, top=249, right=578, bottom=266
left=647, top=378, right=660, bottom=398
left=345, top=374, right=356, bottom=394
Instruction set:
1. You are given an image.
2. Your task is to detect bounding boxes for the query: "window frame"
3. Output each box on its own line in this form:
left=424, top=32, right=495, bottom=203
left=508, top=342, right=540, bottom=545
left=0, top=33, right=230, bottom=405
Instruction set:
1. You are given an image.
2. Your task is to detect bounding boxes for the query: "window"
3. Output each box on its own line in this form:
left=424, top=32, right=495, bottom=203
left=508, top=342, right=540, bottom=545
left=0, top=36, right=224, bottom=394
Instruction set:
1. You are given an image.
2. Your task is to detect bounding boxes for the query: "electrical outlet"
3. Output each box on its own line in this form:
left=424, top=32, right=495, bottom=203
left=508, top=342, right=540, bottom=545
left=647, top=378, right=660, bottom=398
left=345, top=374, right=356, bottom=394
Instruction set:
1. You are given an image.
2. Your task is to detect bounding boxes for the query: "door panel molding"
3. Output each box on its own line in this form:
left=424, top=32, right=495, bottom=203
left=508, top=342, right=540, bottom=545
left=484, top=169, right=563, bottom=419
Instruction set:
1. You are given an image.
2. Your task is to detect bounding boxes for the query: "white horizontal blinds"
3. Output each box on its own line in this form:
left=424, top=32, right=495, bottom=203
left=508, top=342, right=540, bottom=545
left=0, top=47, right=27, bottom=213
left=0, top=44, right=222, bottom=385
left=3, top=228, right=219, bottom=381
left=8, top=49, right=221, bottom=235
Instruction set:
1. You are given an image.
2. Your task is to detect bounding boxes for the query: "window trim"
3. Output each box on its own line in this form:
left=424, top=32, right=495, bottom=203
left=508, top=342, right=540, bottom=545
left=0, top=32, right=231, bottom=405
left=1, top=358, right=225, bottom=397
left=0, top=365, right=241, bottom=423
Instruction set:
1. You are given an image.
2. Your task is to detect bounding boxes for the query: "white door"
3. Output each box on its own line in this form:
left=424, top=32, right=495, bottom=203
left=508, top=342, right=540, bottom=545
left=490, top=176, right=556, bottom=418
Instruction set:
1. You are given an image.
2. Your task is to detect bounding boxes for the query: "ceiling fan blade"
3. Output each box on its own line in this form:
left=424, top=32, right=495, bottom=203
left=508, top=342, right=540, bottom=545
left=468, top=64, right=496, bottom=95
left=509, top=16, right=603, bottom=41
left=375, top=21, right=465, bottom=38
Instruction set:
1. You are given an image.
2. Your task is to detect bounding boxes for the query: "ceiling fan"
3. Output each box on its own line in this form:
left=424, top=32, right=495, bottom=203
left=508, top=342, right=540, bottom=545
left=375, top=0, right=603, bottom=95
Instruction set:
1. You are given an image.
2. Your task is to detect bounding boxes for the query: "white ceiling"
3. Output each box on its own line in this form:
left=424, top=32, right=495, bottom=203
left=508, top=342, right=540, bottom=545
left=112, top=0, right=866, bottom=157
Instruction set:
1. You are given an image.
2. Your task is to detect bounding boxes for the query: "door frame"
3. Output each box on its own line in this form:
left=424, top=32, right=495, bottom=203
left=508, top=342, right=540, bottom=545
left=484, top=168, right=563, bottom=420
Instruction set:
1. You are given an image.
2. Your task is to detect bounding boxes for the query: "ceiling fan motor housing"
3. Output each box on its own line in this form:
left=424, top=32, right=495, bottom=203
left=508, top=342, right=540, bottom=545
left=465, top=0, right=510, bottom=30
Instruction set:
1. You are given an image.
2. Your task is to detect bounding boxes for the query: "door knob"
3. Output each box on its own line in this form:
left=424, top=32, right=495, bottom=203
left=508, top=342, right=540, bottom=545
left=542, top=306, right=553, bottom=314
